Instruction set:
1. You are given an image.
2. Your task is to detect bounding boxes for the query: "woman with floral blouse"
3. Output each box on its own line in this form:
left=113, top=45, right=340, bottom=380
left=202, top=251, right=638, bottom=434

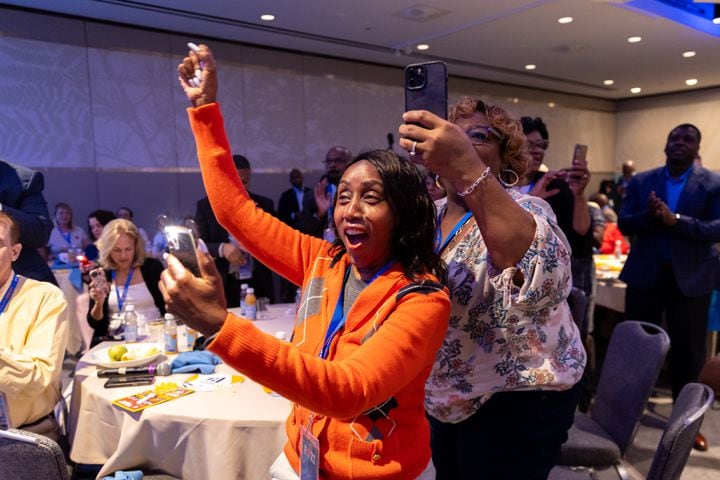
left=400, top=97, right=586, bottom=480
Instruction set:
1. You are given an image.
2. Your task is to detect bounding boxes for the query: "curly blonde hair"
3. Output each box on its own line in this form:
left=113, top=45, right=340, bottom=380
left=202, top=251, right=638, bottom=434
left=448, top=96, right=529, bottom=182
left=98, top=219, right=146, bottom=270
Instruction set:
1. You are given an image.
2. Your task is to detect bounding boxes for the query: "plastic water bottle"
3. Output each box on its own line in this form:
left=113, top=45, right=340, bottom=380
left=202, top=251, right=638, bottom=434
left=245, top=287, right=257, bottom=320
left=163, top=313, right=178, bottom=353
left=614, top=239, right=622, bottom=260
left=124, top=304, right=138, bottom=342
left=240, top=283, right=249, bottom=315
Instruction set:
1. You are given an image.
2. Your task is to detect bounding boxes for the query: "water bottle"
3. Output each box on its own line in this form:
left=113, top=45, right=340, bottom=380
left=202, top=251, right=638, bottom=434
left=614, top=239, right=622, bottom=260
left=240, top=283, right=249, bottom=315
left=176, top=318, right=188, bottom=352
left=123, top=304, right=138, bottom=342
left=245, top=287, right=257, bottom=320
left=163, top=313, right=178, bottom=353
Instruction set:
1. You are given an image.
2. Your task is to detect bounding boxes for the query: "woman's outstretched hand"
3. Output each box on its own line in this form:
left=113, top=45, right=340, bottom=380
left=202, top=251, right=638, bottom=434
left=177, top=43, right=218, bottom=107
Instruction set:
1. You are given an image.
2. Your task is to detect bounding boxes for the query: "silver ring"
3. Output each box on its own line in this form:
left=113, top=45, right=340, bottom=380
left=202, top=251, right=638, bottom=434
left=410, top=141, right=417, bottom=157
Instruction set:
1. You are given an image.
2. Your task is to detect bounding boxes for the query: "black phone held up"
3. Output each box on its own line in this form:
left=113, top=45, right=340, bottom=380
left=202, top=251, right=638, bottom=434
left=164, top=225, right=201, bottom=277
left=404, top=61, right=448, bottom=120
left=104, top=375, right=155, bottom=388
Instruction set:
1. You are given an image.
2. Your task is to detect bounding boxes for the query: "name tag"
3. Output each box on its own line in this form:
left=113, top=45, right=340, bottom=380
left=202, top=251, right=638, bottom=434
left=300, top=425, right=320, bottom=480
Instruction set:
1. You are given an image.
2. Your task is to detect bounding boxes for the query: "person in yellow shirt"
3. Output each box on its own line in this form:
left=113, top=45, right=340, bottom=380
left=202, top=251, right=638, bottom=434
left=0, top=211, right=68, bottom=441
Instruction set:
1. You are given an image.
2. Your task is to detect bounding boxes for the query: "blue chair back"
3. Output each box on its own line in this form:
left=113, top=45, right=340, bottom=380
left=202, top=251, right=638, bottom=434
left=591, top=320, right=670, bottom=455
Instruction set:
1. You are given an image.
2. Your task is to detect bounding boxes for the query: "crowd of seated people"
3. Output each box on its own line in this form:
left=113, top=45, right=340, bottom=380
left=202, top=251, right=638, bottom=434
left=6, top=41, right=718, bottom=480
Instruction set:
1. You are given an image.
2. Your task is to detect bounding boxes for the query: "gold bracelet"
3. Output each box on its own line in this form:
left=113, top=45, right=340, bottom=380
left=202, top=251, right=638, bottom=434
left=457, top=167, right=491, bottom=197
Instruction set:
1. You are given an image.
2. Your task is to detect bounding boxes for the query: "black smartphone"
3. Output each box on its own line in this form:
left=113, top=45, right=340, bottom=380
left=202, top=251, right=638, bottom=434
left=104, top=375, right=155, bottom=389
left=164, top=225, right=201, bottom=276
left=404, top=61, right=448, bottom=120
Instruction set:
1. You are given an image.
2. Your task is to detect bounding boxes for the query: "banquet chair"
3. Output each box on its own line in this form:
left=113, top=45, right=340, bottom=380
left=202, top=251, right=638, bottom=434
left=568, top=287, right=589, bottom=337
left=558, top=321, right=670, bottom=477
left=645, top=382, right=714, bottom=480
left=0, top=429, right=70, bottom=480
left=548, top=383, right=713, bottom=480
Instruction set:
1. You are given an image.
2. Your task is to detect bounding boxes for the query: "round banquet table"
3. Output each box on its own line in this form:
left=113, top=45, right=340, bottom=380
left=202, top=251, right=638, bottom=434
left=68, top=303, right=297, bottom=479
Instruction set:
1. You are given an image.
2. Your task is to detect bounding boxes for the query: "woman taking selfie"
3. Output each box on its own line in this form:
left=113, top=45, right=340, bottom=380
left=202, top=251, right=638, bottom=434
left=400, top=97, right=586, bottom=480
left=87, top=218, right=164, bottom=346
left=161, top=45, right=450, bottom=480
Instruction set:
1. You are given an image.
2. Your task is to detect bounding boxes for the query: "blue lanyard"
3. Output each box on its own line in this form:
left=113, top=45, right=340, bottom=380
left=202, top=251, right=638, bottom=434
left=435, top=211, right=473, bottom=254
left=319, top=261, right=395, bottom=359
left=111, top=268, right=135, bottom=312
left=58, top=228, right=72, bottom=245
left=0, top=274, right=19, bottom=315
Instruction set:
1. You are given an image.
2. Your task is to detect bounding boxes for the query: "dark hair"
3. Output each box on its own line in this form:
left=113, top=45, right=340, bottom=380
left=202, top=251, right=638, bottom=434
left=328, top=150, right=445, bottom=282
left=87, top=209, right=117, bottom=241
left=0, top=211, right=20, bottom=244
left=232, top=154, right=251, bottom=170
left=669, top=123, right=701, bottom=143
left=520, top=116, right=549, bottom=141
left=117, top=206, right=134, bottom=218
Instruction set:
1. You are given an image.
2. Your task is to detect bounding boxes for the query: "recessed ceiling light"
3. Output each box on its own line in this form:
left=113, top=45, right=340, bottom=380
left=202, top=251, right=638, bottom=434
left=603, top=79, right=614, bottom=86
left=713, top=17, right=720, bottom=25
left=548, top=102, right=556, bottom=108
left=524, top=64, right=537, bottom=70
left=627, top=36, right=642, bottom=43
left=685, top=78, right=698, bottom=86
left=558, top=17, right=573, bottom=24
left=682, top=51, right=696, bottom=58
left=260, top=14, right=275, bottom=21
left=630, top=87, right=642, bottom=94
left=416, top=44, right=430, bottom=51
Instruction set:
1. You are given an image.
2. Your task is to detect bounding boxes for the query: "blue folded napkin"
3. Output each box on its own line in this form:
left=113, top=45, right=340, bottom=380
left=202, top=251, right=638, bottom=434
left=102, top=471, right=143, bottom=480
left=170, top=350, right=222, bottom=374
left=69, top=267, right=83, bottom=292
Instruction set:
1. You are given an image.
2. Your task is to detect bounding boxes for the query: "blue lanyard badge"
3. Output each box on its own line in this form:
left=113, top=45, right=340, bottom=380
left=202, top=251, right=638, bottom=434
left=112, top=268, right=135, bottom=312
left=59, top=228, right=72, bottom=245
left=0, top=274, right=19, bottom=315
left=319, top=261, right=394, bottom=359
left=436, top=211, right=473, bottom=254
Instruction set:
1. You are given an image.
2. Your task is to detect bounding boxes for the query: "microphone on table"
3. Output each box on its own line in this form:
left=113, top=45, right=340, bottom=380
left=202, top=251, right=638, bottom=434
left=97, top=362, right=172, bottom=378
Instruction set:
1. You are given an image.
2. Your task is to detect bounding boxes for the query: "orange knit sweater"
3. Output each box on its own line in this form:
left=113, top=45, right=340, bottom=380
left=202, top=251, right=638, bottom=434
left=189, top=103, right=450, bottom=479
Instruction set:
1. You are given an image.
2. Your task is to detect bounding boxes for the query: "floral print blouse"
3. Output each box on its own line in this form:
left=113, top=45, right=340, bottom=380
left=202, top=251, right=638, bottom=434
left=425, top=190, right=586, bottom=423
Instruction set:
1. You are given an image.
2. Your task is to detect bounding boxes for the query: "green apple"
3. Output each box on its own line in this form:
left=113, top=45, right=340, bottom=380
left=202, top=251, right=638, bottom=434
left=108, top=345, right=128, bottom=362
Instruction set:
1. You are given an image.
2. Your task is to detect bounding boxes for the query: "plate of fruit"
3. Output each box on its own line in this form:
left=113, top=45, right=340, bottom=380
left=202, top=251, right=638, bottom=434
left=90, top=343, right=163, bottom=369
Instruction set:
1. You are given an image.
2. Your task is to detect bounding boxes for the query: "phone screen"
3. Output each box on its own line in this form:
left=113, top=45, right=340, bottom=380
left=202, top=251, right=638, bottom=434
left=164, top=225, right=201, bottom=276
left=404, top=61, right=448, bottom=120
left=573, top=144, right=588, bottom=165
left=104, top=375, right=155, bottom=388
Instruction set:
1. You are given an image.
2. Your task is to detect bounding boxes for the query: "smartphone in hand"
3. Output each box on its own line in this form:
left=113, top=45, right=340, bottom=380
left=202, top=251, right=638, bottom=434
left=164, top=225, right=201, bottom=277
left=89, top=268, right=109, bottom=294
left=404, top=61, right=448, bottom=120
left=572, top=144, right=588, bottom=166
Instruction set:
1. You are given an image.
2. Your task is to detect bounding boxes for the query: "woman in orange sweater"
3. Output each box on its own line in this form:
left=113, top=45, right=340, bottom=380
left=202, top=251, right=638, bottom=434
left=160, top=45, right=450, bottom=480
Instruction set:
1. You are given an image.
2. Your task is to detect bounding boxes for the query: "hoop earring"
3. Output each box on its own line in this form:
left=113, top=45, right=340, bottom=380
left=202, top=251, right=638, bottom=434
left=498, top=169, right=519, bottom=188
left=434, top=174, right=443, bottom=190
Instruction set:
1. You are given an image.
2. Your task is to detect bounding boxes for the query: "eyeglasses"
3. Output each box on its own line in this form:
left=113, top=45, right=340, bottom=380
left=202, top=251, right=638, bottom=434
left=465, top=125, right=505, bottom=146
left=527, top=139, right=549, bottom=151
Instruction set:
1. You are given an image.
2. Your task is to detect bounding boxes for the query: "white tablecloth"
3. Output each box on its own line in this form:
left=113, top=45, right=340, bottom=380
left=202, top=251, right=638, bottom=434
left=69, top=303, right=297, bottom=479
left=595, top=280, right=626, bottom=313
left=53, top=267, right=86, bottom=355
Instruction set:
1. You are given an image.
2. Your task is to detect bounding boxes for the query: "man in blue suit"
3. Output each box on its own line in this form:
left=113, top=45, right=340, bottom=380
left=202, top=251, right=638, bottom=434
left=0, top=160, right=55, bottom=284
left=619, top=123, right=720, bottom=451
